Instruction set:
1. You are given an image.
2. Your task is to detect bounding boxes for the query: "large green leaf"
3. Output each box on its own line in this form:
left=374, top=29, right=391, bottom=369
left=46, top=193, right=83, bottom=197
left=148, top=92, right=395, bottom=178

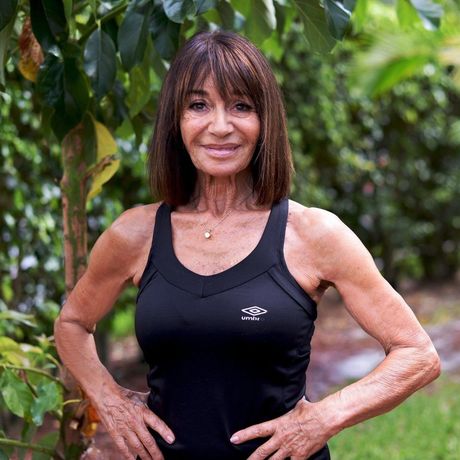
left=397, top=0, right=423, bottom=29
left=36, top=51, right=89, bottom=138
left=126, top=67, right=151, bottom=117
left=292, top=0, right=336, bottom=53
left=41, top=0, right=68, bottom=38
left=364, top=55, right=428, bottom=95
left=0, top=336, right=21, bottom=353
left=150, top=5, right=181, bottom=60
left=324, top=0, right=353, bottom=40
left=118, top=1, right=153, bottom=71
left=0, top=0, right=17, bottom=32
left=274, top=0, right=295, bottom=36
left=351, top=34, right=435, bottom=96
left=63, top=57, right=89, bottom=116
left=63, top=0, right=73, bottom=24
left=30, top=381, right=62, bottom=426
left=30, top=0, right=68, bottom=52
left=213, top=0, right=235, bottom=29
left=46, top=57, right=89, bottom=140
left=36, top=54, right=64, bottom=108
left=86, top=119, right=120, bottom=201
left=232, top=0, right=276, bottom=45
left=195, top=0, right=216, bottom=14
left=351, top=0, right=367, bottom=33
left=0, top=369, right=34, bottom=419
left=84, top=28, right=116, bottom=98
left=230, top=0, right=249, bottom=15
left=63, top=0, right=76, bottom=37
left=0, top=15, right=15, bottom=87
left=162, top=0, right=197, bottom=23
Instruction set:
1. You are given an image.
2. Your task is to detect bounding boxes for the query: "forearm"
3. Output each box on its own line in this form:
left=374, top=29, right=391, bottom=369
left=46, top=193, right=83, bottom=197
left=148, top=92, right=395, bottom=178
left=54, top=314, right=120, bottom=402
left=319, top=340, right=441, bottom=436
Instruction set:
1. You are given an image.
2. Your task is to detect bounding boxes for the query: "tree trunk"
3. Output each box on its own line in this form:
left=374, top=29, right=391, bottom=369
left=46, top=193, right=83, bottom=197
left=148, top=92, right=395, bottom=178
left=61, top=125, right=88, bottom=292
left=58, top=123, right=92, bottom=458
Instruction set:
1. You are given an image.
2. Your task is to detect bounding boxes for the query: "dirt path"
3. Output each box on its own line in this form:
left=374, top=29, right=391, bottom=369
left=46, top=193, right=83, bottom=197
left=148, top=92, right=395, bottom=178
left=83, top=279, right=460, bottom=458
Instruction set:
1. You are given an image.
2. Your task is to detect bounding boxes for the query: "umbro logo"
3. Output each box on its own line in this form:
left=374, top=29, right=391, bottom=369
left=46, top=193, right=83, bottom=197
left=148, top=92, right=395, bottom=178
left=242, top=306, right=267, bottom=316
left=241, top=306, right=267, bottom=321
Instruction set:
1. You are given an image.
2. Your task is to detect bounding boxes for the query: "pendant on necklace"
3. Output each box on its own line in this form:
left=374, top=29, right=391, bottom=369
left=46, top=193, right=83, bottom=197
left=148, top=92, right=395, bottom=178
left=204, top=230, right=212, bottom=239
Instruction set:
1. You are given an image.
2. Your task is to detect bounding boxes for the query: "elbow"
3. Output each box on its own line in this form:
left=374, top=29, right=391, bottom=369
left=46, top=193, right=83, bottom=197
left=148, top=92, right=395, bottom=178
left=53, top=313, right=66, bottom=354
left=53, top=310, right=94, bottom=355
left=427, top=346, right=442, bottom=381
left=419, top=341, right=442, bottom=385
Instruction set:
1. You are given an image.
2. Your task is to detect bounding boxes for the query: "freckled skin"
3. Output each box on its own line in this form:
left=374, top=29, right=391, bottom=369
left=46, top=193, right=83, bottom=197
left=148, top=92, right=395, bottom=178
left=54, top=77, right=441, bottom=459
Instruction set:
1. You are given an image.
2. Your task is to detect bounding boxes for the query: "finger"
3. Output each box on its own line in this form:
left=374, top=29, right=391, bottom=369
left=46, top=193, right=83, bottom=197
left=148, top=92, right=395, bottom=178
left=246, top=437, right=280, bottom=460
left=144, top=409, right=176, bottom=444
left=230, top=421, right=275, bottom=444
left=267, top=449, right=290, bottom=460
left=137, top=426, right=165, bottom=460
left=125, top=430, right=151, bottom=460
left=111, top=434, right=133, bottom=460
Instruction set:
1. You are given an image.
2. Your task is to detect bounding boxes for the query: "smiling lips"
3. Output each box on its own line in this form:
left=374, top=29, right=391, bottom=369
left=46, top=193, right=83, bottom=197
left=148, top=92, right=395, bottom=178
left=203, top=144, right=240, bottom=156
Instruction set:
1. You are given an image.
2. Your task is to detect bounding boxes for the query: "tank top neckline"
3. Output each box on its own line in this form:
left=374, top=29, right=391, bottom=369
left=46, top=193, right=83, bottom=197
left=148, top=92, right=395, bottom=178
left=152, top=199, right=287, bottom=297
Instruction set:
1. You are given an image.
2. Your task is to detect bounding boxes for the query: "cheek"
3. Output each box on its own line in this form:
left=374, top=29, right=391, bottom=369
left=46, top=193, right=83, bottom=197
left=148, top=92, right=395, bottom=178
left=248, top=121, right=261, bottom=145
left=180, top=121, right=194, bottom=148
left=180, top=118, right=204, bottom=146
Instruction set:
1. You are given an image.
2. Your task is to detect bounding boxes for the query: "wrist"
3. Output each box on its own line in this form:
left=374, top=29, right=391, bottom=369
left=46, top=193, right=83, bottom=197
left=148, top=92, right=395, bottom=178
left=311, top=393, right=346, bottom=438
left=80, top=370, right=121, bottom=404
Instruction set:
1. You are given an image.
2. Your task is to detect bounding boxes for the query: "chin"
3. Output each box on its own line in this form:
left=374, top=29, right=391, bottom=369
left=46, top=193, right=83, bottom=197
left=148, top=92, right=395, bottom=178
left=200, top=167, right=247, bottom=178
left=194, top=157, right=252, bottom=178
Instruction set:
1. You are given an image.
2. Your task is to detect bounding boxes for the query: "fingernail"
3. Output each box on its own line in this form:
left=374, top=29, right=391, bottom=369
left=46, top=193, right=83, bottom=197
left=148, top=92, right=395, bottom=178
left=167, top=435, right=175, bottom=444
left=230, top=435, right=239, bottom=443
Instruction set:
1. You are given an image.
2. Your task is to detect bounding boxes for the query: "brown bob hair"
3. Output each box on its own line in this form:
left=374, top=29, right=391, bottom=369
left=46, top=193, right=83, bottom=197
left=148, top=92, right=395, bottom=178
left=148, top=30, right=293, bottom=206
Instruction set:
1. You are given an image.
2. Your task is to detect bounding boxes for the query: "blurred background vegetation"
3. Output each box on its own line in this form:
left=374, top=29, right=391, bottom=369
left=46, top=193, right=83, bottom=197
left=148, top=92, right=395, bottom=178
left=2, top=0, right=458, bottom=335
left=1, top=0, right=459, bottom=458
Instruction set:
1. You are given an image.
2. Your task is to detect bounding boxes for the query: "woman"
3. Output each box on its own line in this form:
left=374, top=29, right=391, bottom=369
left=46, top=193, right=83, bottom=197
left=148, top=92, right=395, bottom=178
left=54, top=31, right=441, bottom=460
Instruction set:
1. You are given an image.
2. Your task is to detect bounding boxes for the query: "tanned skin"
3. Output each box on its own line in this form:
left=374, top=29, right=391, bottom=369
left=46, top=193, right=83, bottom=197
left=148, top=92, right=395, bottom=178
left=55, top=79, right=440, bottom=459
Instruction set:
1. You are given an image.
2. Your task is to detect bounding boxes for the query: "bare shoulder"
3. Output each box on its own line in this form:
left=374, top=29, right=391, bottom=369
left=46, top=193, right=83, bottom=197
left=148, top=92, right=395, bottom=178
left=287, top=199, right=345, bottom=238
left=287, top=199, right=376, bottom=283
left=88, top=202, right=162, bottom=285
left=106, top=203, right=160, bottom=249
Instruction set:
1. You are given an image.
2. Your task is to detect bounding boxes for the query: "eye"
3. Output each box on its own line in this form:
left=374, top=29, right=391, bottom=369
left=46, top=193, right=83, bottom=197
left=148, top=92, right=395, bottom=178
left=188, top=101, right=207, bottom=111
left=234, top=102, right=253, bottom=112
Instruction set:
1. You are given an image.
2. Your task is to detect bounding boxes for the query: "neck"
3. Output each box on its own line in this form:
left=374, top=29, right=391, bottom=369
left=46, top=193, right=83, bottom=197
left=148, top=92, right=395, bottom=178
left=190, top=170, right=254, bottom=217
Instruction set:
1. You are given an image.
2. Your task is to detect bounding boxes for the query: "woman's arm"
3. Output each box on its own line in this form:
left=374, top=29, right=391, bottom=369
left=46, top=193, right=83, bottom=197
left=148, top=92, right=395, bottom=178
left=231, top=207, right=440, bottom=460
left=307, top=207, right=441, bottom=432
left=54, top=205, right=175, bottom=460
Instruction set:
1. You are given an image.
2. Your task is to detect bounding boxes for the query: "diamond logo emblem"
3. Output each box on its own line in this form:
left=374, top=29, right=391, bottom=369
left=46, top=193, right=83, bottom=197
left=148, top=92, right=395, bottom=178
left=241, top=306, right=267, bottom=316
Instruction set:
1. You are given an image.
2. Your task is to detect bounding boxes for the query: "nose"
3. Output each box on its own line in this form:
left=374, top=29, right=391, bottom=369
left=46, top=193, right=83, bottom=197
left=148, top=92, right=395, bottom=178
left=207, top=106, right=233, bottom=136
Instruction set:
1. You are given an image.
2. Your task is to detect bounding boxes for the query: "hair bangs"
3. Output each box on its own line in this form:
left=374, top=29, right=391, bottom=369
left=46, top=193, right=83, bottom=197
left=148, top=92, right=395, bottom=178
left=176, top=39, right=261, bottom=115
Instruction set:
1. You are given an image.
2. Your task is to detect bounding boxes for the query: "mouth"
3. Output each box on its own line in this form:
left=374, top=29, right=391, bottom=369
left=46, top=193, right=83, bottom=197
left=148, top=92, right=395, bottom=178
left=202, top=144, right=240, bottom=157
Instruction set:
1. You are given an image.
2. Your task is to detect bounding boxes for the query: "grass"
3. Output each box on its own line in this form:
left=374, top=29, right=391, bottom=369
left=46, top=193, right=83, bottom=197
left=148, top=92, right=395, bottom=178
left=328, top=375, right=460, bottom=459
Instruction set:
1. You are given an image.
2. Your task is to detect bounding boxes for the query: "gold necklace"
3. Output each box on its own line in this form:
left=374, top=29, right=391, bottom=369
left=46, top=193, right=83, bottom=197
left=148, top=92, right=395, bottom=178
left=199, top=192, right=253, bottom=240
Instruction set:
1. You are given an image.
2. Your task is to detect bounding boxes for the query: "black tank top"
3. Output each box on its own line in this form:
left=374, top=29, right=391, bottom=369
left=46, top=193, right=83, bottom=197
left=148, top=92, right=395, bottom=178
left=135, top=198, right=330, bottom=460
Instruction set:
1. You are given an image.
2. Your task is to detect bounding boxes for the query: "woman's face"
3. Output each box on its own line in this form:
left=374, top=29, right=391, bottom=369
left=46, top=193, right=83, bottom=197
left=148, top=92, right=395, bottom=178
left=180, top=77, right=260, bottom=178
